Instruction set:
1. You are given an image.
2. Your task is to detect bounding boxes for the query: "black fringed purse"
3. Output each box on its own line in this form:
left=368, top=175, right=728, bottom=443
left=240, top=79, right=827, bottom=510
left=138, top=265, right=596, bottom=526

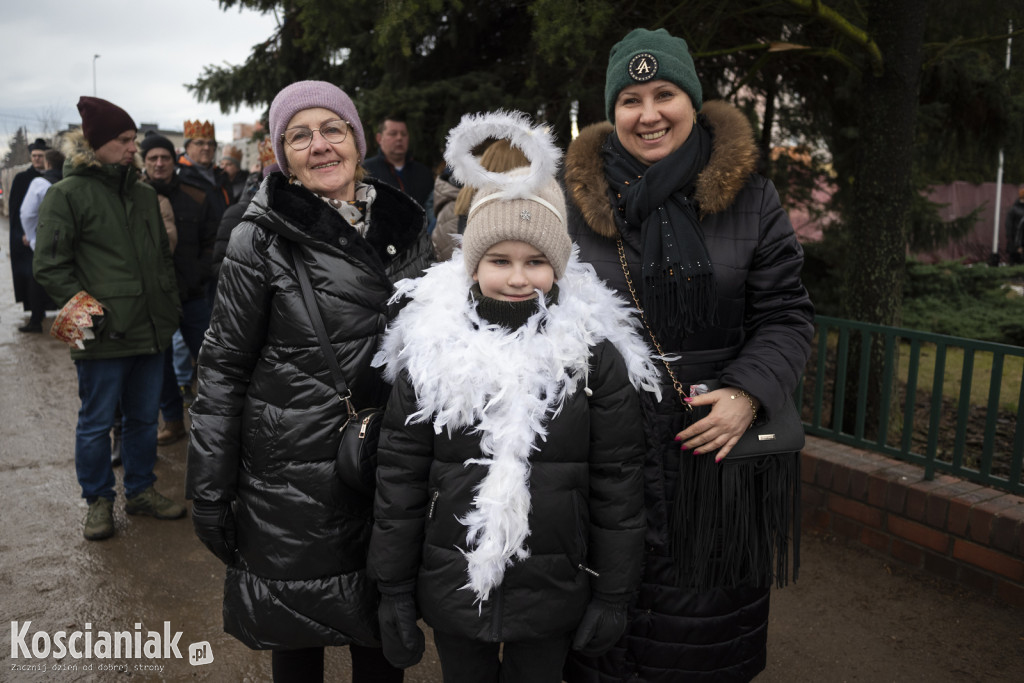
left=619, top=240, right=801, bottom=589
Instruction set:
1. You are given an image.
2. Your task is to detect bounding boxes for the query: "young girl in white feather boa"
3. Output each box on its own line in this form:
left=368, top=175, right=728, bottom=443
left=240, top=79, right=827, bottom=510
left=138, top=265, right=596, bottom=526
left=366, top=111, right=662, bottom=683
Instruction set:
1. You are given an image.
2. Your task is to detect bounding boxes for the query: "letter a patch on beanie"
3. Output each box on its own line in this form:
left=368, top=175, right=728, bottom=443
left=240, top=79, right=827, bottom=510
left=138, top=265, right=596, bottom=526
left=628, top=52, right=659, bottom=82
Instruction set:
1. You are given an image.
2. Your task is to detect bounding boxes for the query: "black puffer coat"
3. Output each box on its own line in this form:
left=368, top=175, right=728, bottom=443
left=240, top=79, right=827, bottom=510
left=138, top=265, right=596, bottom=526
left=147, top=174, right=218, bottom=302
left=186, top=172, right=430, bottom=650
left=367, top=257, right=655, bottom=644
left=370, top=342, right=644, bottom=642
left=562, top=101, right=814, bottom=683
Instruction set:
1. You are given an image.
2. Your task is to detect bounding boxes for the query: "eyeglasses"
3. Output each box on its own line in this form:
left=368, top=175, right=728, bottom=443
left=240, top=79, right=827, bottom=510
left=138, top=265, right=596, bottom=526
left=191, top=140, right=217, bottom=148
left=282, top=120, right=350, bottom=150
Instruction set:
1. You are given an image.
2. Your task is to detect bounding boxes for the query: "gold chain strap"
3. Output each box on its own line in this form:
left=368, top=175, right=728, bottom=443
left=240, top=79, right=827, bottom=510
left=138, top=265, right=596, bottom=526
left=617, top=239, right=690, bottom=409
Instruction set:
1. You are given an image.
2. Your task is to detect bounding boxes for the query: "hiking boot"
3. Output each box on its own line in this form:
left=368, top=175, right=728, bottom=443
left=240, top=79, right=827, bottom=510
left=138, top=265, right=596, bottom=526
left=156, top=420, right=186, bottom=445
left=125, top=487, right=186, bottom=520
left=83, top=498, right=115, bottom=540
left=179, top=384, right=197, bottom=408
left=18, top=321, right=43, bottom=333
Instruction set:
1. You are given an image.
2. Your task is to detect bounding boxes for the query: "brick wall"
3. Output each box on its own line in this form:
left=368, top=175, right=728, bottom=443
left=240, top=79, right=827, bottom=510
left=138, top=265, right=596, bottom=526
left=800, top=436, right=1024, bottom=608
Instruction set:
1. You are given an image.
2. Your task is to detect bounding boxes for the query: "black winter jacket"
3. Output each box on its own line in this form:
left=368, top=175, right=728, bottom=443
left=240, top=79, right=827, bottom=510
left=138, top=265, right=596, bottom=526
left=367, top=257, right=657, bottom=644
left=147, top=174, right=218, bottom=302
left=177, top=155, right=232, bottom=220
left=372, top=342, right=644, bottom=642
left=185, top=173, right=430, bottom=650
left=562, top=101, right=814, bottom=683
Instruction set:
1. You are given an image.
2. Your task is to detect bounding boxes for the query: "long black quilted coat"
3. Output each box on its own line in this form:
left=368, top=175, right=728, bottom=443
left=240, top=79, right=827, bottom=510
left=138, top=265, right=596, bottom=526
left=186, top=172, right=430, bottom=650
left=368, top=339, right=646, bottom=643
left=562, top=102, right=814, bottom=682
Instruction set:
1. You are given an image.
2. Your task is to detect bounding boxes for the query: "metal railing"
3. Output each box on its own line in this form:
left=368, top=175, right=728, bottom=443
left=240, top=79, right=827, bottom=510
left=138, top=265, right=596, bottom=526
left=798, top=316, right=1024, bottom=495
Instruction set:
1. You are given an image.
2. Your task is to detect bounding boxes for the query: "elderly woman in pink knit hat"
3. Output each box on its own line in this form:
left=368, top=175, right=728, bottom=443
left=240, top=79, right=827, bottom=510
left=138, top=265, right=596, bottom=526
left=186, top=80, right=432, bottom=683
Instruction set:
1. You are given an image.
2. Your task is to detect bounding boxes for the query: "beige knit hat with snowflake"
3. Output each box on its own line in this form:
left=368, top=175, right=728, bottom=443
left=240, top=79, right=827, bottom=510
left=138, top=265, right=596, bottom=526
left=445, top=111, right=571, bottom=279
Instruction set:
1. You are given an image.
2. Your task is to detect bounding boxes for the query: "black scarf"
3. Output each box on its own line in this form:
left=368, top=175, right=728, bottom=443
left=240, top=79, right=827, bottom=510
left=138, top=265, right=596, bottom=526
left=471, top=283, right=560, bottom=330
left=603, top=119, right=717, bottom=341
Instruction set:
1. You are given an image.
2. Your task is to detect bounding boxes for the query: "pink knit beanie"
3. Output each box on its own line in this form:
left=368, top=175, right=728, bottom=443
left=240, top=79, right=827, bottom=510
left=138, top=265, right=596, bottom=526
left=269, top=81, right=366, bottom=174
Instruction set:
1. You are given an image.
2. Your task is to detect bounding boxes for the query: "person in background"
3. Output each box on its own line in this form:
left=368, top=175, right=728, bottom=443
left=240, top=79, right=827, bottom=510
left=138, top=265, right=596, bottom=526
left=9, top=138, right=49, bottom=332
left=175, top=119, right=234, bottom=390
left=34, top=96, right=184, bottom=541
left=178, top=119, right=232, bottom=219
left=219, top=144, right=248, bottom=203
left=1005, top=187, right=1024, bottom=265
left=139, top=132, right=218, bottom=446
left=431, top=139, right=528, bottom=262
left=17, top=148, right=64, bottom=332
left=369, top=111, right=659, bottom=683
left=210, top=137, right=279, bottom=290
left=186, top=80, right=431, bottom=683
left=562, top=28, right=814, bottom=683
left=362, top=115, right=435, bottom=226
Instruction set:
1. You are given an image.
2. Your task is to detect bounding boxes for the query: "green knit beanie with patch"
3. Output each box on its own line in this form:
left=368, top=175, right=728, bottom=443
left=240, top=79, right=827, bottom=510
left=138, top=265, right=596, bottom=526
left=604, top=28, right=703, bottom=120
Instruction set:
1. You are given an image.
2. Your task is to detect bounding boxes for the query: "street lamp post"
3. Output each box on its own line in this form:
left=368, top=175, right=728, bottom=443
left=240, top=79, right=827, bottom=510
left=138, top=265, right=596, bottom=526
left=92, top=54, right=100, bottom=96
left=991, top=21, right=1012, bottom=265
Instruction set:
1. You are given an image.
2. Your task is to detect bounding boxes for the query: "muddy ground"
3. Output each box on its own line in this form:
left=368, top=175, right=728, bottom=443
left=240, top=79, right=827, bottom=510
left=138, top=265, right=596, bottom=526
left=2, top=216, right=1023, bottom=682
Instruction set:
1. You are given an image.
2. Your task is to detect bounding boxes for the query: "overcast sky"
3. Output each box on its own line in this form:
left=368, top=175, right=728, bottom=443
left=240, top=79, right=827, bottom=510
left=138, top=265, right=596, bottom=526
left=0, top=0, right=279, bottom=156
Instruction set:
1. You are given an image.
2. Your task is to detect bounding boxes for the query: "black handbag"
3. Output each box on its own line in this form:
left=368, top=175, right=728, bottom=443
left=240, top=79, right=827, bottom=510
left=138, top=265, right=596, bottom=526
left=289, top=243, right=382, bottom=498
left=691, top=380, right=804, bottom=459
left=616, top=240, right=804, bottom=460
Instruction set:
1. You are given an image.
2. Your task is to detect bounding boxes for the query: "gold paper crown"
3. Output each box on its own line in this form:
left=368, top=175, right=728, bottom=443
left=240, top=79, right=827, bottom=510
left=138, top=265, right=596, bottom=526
left=257, top=138, right=277, bottom=167
left=221, top=145, right=243, bottom=163
left=183, top=119, right=215, bottom=140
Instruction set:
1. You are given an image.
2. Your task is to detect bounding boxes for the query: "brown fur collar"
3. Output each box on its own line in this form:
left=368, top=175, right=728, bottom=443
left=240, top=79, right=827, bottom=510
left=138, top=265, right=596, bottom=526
left=60, top=129, right=141, bottom=173
left=565, top=100, right=759, bottom=238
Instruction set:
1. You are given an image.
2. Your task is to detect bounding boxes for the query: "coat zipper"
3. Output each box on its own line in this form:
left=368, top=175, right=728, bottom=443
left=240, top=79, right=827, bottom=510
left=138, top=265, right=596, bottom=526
left=489, top=585, right=503, bottom=641
left=427, top=490, right=439, bottom=520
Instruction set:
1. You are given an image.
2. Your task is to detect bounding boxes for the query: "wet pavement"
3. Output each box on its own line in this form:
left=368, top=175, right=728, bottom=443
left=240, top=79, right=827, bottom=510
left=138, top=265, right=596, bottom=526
left=2, top=214, right=1023, bottom=682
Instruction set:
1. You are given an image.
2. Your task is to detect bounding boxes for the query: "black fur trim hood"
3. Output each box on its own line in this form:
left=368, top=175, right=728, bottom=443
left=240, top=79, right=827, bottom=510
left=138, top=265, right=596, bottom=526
left=245, top=172, right=426, bottom=274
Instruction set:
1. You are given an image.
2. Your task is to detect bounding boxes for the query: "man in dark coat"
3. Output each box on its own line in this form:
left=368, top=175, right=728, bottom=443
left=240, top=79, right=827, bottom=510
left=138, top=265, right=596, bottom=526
left=16, top=148, right=63, bottom=332
left=8, top=138, right=48, bottom=331
left=140, top=132, right=218, bottom=445
left=177, top=119, right=232, bottom=221
left=362, top=116, right=435, bottom=223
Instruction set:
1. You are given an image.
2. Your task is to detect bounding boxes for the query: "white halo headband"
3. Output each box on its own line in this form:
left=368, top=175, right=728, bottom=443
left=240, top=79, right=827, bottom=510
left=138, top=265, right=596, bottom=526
left=468, top=189, right=565, bottom=226
left=443, top=109, right=562, bottom=200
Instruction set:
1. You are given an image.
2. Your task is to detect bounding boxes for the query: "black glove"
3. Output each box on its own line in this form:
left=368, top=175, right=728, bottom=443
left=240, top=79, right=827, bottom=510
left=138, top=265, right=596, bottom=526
left=378, top=586, right=425, bottom=669
left=572, top=595, right=628, bottom=657
left=190, top=500, right=237, bottom=565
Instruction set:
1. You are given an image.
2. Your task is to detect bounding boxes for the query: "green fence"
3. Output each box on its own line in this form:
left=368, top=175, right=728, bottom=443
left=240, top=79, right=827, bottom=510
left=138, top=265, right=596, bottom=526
left=799, top=316, right=1024, bottom=495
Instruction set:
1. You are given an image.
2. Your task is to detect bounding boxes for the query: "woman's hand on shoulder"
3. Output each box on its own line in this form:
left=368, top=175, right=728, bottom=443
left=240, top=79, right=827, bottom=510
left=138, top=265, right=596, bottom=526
left=675, top=387, right=759, bottom=462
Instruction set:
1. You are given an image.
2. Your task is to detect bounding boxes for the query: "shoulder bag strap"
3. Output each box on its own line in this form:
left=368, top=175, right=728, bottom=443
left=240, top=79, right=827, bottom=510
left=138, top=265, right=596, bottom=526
left=617, top=239, right=689, bottom=409
left=287, top=241, right=355, bottom=414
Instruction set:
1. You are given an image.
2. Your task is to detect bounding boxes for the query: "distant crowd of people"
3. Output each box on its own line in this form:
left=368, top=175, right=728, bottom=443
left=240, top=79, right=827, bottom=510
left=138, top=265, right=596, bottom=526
left=7, top=26, right=826, bottom=683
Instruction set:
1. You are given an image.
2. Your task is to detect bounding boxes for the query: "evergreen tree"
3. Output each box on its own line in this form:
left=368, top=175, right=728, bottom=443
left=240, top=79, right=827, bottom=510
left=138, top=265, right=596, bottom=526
left=3, top=127, right=30, bottom=168
left=192, top=0, right=1024, bottom=320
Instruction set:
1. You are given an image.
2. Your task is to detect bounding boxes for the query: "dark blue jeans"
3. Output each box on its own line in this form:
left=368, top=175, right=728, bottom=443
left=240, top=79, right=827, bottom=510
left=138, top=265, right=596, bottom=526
left=160, top=297, right=211, bottom=422
left=75, top=353, right=164, bottom=500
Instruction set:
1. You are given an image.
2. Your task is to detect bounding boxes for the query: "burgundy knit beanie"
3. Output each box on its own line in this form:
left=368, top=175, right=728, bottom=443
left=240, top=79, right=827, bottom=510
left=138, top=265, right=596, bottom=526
left=269, top=81, right=366, bottom=175
left=77, top=96, right=137, bottom=151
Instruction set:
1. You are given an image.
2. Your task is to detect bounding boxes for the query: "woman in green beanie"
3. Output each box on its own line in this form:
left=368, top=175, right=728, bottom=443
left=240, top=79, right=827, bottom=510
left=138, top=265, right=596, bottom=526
left=562, top=27, right=814, bottom=683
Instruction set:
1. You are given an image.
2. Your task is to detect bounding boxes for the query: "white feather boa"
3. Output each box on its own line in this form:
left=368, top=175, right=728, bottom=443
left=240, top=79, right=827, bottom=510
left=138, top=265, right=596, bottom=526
left=373, top=250, right=661, bottom=604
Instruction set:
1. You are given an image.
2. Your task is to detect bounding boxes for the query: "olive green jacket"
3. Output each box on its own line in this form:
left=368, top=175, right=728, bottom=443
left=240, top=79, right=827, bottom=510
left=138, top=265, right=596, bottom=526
left=34, top=130, right=180, bottom=360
